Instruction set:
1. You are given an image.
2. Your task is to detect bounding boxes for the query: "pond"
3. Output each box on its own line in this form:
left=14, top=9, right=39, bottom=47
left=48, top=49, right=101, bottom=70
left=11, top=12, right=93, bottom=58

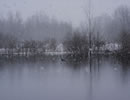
left=0, top=56, right=130, bottom=100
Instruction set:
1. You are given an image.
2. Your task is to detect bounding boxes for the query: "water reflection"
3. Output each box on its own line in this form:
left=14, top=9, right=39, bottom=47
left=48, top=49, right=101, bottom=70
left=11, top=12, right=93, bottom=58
left=0, top=56, right=130, bottom=100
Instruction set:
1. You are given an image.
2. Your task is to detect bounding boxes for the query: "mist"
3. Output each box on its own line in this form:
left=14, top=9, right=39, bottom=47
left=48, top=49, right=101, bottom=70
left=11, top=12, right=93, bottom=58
left=0, top=1, right=130, bottom=100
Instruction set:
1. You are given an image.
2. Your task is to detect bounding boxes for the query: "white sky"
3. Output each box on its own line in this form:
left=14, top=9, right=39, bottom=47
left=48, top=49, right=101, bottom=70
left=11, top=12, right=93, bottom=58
left=0, top=0, right=130, bottom=26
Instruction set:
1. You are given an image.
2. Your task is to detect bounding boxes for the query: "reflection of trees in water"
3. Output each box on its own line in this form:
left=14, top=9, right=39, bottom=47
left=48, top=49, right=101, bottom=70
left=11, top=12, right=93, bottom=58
left=0, top=55, right=59, bottom=64
left=87, top=55, right=103, bottom=100
left=117, top=57, right=130, bottom=84
left=61, top=54, right=88, bottom=69
left=62, top=54, right=103, bottom=100
left=0, top=59, right=6, bottom=75
left=0, top=55, right=60, bottom=82
left=0, top=55, right=130, bottom=81
left=0, top=55, right=130, bottom=96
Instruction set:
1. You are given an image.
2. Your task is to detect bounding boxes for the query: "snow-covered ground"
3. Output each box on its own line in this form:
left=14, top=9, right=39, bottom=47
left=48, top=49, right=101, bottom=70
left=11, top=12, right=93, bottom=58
left=0, top=43, right=125, bottom=56
left=101, top=43, right=121, bottom=51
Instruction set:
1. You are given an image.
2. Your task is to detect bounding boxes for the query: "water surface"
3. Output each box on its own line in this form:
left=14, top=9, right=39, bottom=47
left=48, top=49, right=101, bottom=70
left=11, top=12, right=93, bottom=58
left=0, top=57, right=130, bottom=100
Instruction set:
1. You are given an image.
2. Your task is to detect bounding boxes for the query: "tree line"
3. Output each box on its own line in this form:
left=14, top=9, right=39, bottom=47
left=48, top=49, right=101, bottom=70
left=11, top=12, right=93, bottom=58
left=0, top=5, right=130, bottom=57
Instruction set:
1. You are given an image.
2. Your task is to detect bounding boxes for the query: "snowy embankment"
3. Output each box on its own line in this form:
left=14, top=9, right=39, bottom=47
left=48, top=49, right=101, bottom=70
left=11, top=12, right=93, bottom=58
left=0, top=48, right=69, bottom=56
left=44, top=52, right=68, bottom=55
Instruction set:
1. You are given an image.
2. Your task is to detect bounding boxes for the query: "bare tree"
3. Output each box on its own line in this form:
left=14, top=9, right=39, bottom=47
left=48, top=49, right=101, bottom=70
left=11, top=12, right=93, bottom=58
left=63, top=31, right=89, bottom=55
left=114, top=6, right=130, bottom=54
left=84, top=0, right=95, bottom=56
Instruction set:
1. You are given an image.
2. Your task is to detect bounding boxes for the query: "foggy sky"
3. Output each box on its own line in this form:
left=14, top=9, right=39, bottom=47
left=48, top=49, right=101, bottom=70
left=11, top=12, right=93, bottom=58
left=0, top=0, right=130, bottom=27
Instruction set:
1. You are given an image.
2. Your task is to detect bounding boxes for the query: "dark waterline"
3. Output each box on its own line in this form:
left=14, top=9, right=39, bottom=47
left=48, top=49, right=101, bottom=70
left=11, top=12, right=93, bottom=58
left=0, top=56, right=130, bottom=100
